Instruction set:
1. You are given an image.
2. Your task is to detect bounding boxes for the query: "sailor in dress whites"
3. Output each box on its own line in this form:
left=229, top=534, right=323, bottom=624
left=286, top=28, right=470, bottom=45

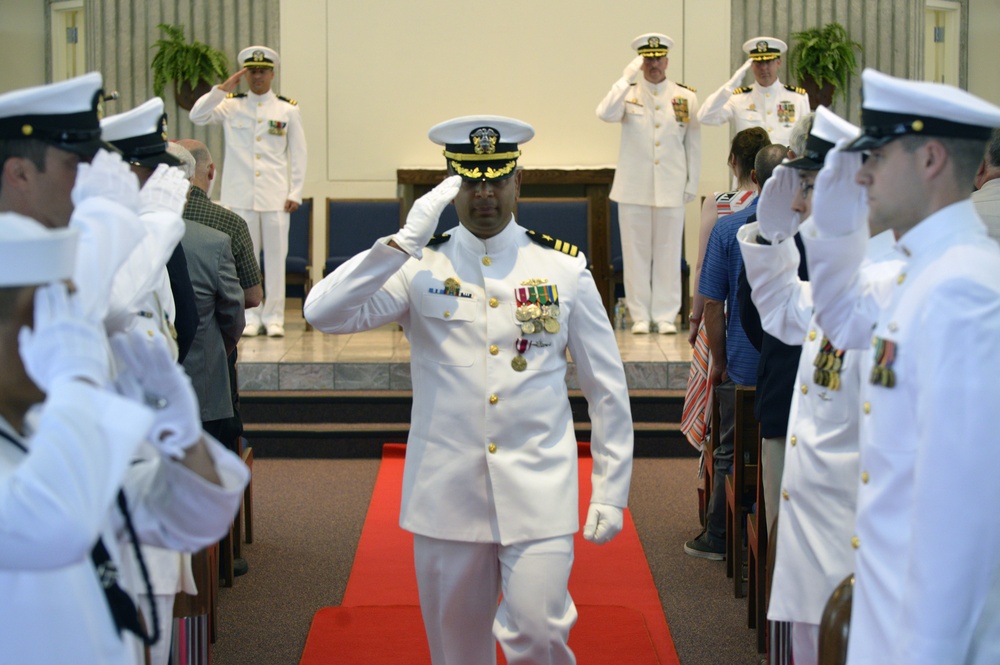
left=189, top=45, right=307, bottom=338
left=304, top=116, right=634, bottom=665
left=597, top=32, right=701, bottom=334
left=698, top=37, right=810, bottom=147
left=804, top=69, right=1000, bottom=665
left=736, top=106, right=902, bottom=665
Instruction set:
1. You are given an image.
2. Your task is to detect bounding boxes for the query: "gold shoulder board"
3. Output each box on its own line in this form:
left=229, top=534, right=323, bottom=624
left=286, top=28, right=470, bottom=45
left=526, top=230, right=579, bottom=257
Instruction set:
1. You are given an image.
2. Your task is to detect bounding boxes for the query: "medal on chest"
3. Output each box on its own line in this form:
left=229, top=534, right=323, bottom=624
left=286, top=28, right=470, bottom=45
left=671, top=96, right=689, bottom=124
left=777, top=101, right=796, bottom=125
left=512, top=279, right=561, bottom=370
left=813, top=337, right=846, bottom=391
left=268, top=120, right=287, bottom=136
left=870, top=336, right=897, bottom=388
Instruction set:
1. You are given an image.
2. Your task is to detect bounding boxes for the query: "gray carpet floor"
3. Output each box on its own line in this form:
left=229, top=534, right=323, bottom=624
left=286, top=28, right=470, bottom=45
left=210, top=457, right=760, bottom=664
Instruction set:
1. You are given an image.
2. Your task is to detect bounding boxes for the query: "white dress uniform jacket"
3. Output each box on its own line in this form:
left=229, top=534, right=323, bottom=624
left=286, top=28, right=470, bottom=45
left=189, top=86, right=306, bottom=211
left=0, top=382, right=250, bottom=664
left=698, top=79, right=809, bottom=146
left=597, top=76, right=701, bottom=207
left=304, top=220, right=634, bottom=545
left=805, top=202, right=1000, bottom=665
left=739, top=221, right=901, bottom=626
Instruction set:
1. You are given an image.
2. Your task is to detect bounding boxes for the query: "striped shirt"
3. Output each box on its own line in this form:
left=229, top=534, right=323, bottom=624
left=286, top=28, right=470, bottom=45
left=183, top=186, right=262, bottom=290
left=698, top=200, right=759, bottom=386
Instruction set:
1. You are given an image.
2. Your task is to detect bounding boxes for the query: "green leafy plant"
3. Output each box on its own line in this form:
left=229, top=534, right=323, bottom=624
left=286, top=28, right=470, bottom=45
left=150, top=23, right=229, bottom=97
left=788, top=23, right=862, bottom=101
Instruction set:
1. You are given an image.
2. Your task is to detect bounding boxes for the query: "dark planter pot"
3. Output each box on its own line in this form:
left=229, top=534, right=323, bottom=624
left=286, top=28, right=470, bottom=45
left=800, top=74, right=837, bottom=110
left=174, top=79, right=214, bottom=111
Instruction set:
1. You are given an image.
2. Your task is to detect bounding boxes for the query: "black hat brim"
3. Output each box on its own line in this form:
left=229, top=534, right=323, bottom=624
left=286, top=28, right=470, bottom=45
left=783, top=155, right=823, bottom=170
left=128, top=151, right=182, bottom=170
left=842, top=133, right=897, bottom=152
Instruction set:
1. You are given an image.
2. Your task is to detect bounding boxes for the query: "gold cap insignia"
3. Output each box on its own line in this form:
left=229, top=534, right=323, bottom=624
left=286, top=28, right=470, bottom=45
left=253, top=50, right=265, bottom=62
left=756, top=40, right=769, bottom=52
left=470, top=127, right=499, bottom=155
left=911, top=119, right=924, bottom=132
left=649, top=37, right=660, bottom=48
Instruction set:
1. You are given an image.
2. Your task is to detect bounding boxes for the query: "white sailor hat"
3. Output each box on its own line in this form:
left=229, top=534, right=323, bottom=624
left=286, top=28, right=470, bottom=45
left=844, top=68, right=1000, bottom=151
left=0, top=72, right=114, bottom=158
left=0, top=212, right=78, bottom=287
left=630, top=33, right=672, bottom=58
left=429, top=115, right=534, bottom=182
left=101, top=98, right=181, bottom=169
left=239, top=46, right=279, bottom=69
left=786, top=106, right=860, bottom=170
left=743, top=36, right=787, bottom=61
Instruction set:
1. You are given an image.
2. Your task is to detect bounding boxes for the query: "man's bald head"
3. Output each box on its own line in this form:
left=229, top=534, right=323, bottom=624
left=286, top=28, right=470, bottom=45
left=176, top=139, right=214, bottom=190
left=753, top=144, right=789, bottom=191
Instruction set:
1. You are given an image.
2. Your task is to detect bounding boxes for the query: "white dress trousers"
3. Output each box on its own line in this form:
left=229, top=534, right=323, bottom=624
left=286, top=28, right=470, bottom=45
left=617, top=203, right=685, bottom=324
left=234, top=208, right=289, bottom=327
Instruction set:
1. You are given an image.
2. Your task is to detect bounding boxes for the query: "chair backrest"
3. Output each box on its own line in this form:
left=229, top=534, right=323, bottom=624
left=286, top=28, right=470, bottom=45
left=287, top=197, right=313, bottom=271
left=325, top=198, right=402, bottom=274
left=515, top=198, right=589, bottom=258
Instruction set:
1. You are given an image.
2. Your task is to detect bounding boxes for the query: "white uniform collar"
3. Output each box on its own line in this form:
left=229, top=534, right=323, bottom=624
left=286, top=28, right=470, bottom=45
left=755, top=79, right=784, bottom=94
left=454, top=215, right=522, bottom=255
left=247, top=89, right=275, bottom=102
left=641, top=78, right=668, bottom=95
left=896, top=199, right=983, bottom=259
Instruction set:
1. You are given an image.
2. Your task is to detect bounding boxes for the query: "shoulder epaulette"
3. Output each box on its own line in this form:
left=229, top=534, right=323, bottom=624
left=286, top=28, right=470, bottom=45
left=526, top=230, right=579, bottom=257
left=226, top=92, right=247, bottom=99
left=676, top=82, right=697, bottom=93
left=784, top=84, right=807, bottom=95
left=733, top=86, right=753, bottom=95
left=426, top=234, right=451, bottom=247
left=277, top=95, right=298, bottom=105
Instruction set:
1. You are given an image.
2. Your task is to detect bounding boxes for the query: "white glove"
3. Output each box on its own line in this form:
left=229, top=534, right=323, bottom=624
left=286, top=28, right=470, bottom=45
left=757, top=165, right=802, bottom=243
left=393, top=175, right=461, bottom=259
left=139, top=164, right=190, bottom=218
left=18, top=282, right=110, bottom=392
left=71, top=149, right=141, bottom=212
left=583, top=502, right=624, bottom=544
left=684, top=191, right=697, bottom=205
left=812, top=141, right=868, bottom=238
left=111, top=330, right=202, bottom=458
left=622, top=55, right=644, bottom=82
left=727, top=59, right=754, bottom=90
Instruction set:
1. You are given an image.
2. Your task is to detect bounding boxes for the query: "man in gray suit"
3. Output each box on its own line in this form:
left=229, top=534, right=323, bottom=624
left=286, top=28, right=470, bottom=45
left=167, top=143, right=245, bottom=438
left=972, top=128, right=1000, bottom=242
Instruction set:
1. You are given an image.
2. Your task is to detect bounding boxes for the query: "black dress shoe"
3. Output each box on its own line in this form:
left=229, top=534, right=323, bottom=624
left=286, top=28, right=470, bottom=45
left=234, top=557, right=249, bottom=577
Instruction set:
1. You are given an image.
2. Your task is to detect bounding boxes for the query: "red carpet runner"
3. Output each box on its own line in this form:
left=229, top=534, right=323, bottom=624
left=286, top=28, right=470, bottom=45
left=300, top=444, right=680, bottom=664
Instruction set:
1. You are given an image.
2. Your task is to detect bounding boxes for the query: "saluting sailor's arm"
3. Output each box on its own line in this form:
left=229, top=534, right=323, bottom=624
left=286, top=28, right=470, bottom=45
left=596, top=57, right=643, bottom=122
left=189, top=69, right=244, bottom=125
left=738, top=222, right=812, bottom=344
left=697, top=59, right=752, bottom=125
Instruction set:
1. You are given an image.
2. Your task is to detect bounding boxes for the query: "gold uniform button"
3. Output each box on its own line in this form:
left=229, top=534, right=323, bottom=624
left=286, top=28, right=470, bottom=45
left=872, top=337, right=878, bottom=347
left=488, top=443, right=497, bottom=454
left=897, top=273, right=906, bottom=285
left=489, top=297, right=499, bottom=308
left=861, top=471, right=870, bottom=484
left=863, top=402, right=871, bottom=414
left=655, top=123, right=661, bottom=128
left=255, top=171, right=261, bottom=176
left=489, top=345, right=499, bottom=355
left=489, top=394, right=499, bottom=405
left=767, top=127, right=773, bottom=133
left=888, top=322, right=898, bottom=332
left=257, top=119, right=263, bottom=123
left=256, top=136, right=261, bottom=142
left=808, top=330, right=817, bottom=341
left=443, top=311, right=451, bottom=318
left=851, top=536, right=860, bottom=549
left=767, top=110, right=772, bottom=115
left=801, top=384, right=808, bottom=395
left=655, top=141, right=661, bottom=147
left=782, top=490, right=790, bottom=501
left=655, top=105, right=661, bottom=110
left=654, top=160, right=660, bottom=165
left=482, top=256, right=492, bottom=266
left=790, top=435, right=797, bottom=447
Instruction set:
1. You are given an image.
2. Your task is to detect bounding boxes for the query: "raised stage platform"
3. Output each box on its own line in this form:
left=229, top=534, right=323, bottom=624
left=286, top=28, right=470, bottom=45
left=236, top=308, right=693, bottom=393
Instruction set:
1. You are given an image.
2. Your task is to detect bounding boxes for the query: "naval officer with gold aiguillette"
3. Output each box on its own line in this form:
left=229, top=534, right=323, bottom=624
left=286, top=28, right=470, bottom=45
left=304, top=116, right=634, bottom=665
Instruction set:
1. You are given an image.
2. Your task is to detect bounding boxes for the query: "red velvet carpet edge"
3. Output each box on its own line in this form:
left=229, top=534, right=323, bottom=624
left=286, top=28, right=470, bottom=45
left=300, top=444, right=680, bottom=664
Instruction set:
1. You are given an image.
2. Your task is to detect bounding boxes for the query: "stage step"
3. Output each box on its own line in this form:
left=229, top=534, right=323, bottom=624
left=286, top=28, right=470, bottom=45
left=240, top=390, right=697, bottom=458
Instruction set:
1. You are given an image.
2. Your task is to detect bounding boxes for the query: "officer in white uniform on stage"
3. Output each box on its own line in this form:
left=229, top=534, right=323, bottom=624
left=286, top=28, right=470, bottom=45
left=597, top=32, right=701, bottom=334
left=698, top=37, right=810, bottom=147
left=304, top=116, right=634, bottom=665
left=804, top=69, right=1000, bottom=665
left=189, top=45, right=307, bottom=338
left=736, top=106, right=902, bottom=665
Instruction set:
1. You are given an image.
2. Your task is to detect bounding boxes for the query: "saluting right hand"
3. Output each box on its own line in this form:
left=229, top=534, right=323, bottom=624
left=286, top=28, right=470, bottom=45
left=727, top=59, right=753, bottom=90
left=139, top=164, right=190, bottom=217
left=757, top=165, right=802, bottom=243
left=622, top=56, right=644, bottom=82
left=219, top=68, right=248, bottom=93
left=72, top=149, right=141, bottom=212
left=812, top=141, right=868, bottom=238
left=393, top=175, right=461, bottom=259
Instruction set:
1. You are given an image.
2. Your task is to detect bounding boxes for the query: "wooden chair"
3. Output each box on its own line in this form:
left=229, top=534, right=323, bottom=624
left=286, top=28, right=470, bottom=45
left=746, top=437, right=768, bottom=651
left=725, top=384, right=759, bottom=597
left=819, top=575, right=854, bottom=665
left=325, top=198, right=403, bottom=276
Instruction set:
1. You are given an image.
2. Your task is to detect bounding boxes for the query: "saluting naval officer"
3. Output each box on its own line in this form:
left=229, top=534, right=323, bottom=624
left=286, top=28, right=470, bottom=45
left=189, top=45, right=306, bottom=338
left=596, top=32, right=701, bottom=334
left=698, top=37, right=809, bottom=147
left=304, top=116, right=634, bottom=665
left=803, top=69, right=1000, bottom=665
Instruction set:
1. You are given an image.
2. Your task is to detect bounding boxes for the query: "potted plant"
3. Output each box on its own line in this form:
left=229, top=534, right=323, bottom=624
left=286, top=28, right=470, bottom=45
left=150, top=23, right=230, bottom=110
left=788, top=23, right=862, bottom=109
